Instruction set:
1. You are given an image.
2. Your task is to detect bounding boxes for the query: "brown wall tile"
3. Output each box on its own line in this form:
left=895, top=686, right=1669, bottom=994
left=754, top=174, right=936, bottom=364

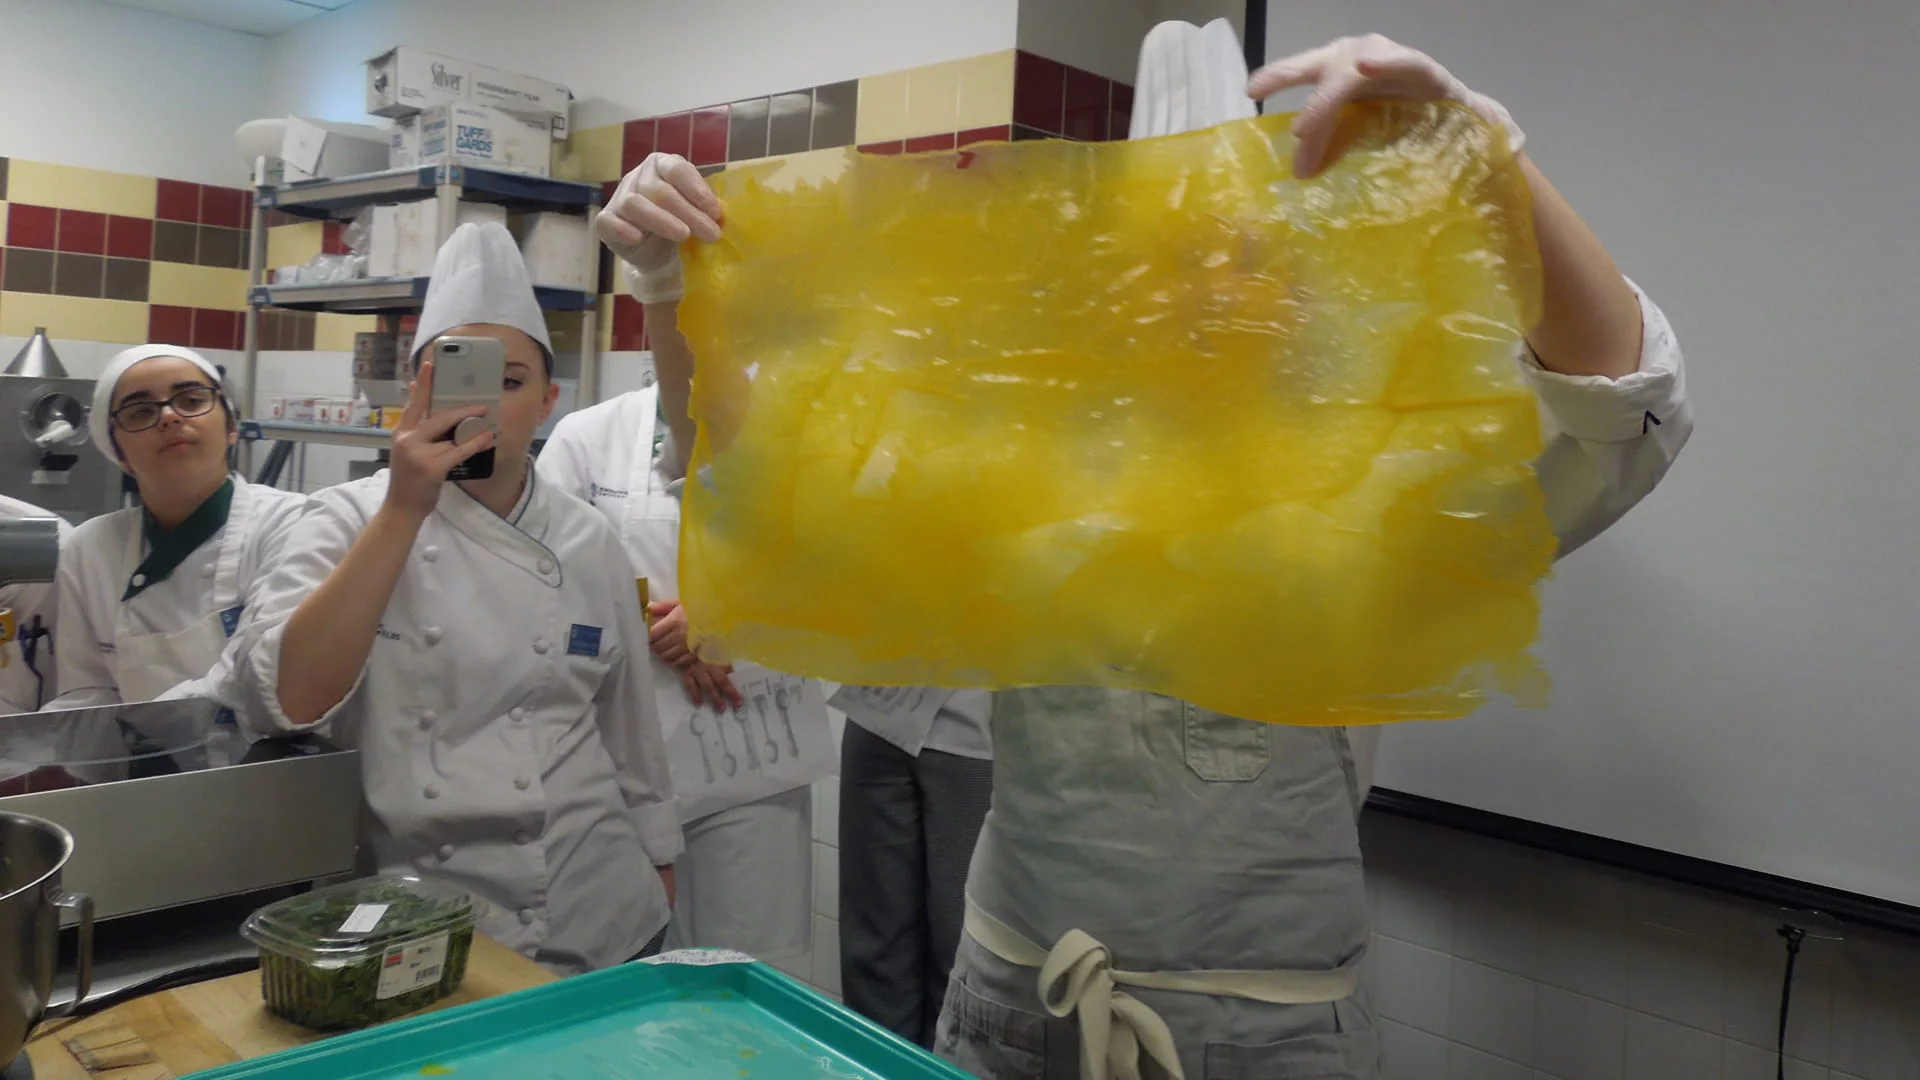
left=812, top=81, right=858, bottom=149
left=153, top=220, right=197, bottom=264
left=3, top=247, right=54, bottom=293
left=197, top=226, right=244, bottom=271
left=52, top=252, right=104, bottom=297
left=0, top=157, right=9, bottom=200
left=767, top=92, right=813, bottom=157
left=103, top=258, right=150, bottom=303
left=728, top=98, right=770, bottom=162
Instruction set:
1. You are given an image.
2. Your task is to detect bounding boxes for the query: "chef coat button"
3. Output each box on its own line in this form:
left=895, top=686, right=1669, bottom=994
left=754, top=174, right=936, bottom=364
left=532, top=638, right=549, bottom=654
left=538, top=558, right=555, bottom=575
left=437, top=844, right=454, bottom=861
left=423, top=546, right=440, bottom=563
left=419, top=709, right=437, bottom=730
left=424, top=784, right=441, bottom=799
left=201, top=563, right=215, bottom=577
left=509, top=707, right=526, bottom=722
left=514, top=776, right=531, bottom=791
left=130, top=573, right=145, bottom=587
left=513, top=831, right=530, bottom=846
left=424, top=626, right=443, bottom=646
left=518, top=908, right=535, bottom=925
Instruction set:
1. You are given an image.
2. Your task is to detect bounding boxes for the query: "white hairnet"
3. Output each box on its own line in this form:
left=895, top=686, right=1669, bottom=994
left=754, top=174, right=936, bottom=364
left=91, top=344, right=228, bottom=464
left=412, top=221, right=553, bottom=369
left=1130, top=19, right=1256, bottom=140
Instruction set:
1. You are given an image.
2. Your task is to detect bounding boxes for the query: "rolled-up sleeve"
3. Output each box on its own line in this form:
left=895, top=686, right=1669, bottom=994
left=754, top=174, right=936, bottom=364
left=1525, top=279, right=1693, bottom=558
left=592, top=532, right=683, bottom=864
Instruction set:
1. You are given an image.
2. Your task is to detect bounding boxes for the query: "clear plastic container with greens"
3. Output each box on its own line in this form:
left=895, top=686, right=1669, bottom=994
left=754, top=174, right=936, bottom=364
left=242, top=875, right=478, bottom=1031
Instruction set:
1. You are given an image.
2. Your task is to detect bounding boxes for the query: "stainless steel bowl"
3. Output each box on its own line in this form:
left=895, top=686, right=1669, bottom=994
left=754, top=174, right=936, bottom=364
left=0, top=811, right=91, bottom=1062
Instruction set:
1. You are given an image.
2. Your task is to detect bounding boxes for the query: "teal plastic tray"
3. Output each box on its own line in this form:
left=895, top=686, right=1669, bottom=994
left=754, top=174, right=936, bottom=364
left=186, top=951, right=973, bottom=1080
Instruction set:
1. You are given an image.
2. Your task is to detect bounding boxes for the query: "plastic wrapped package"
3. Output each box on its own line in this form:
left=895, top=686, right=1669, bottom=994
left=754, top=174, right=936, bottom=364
left=676, top=102, right=1552, bottom=725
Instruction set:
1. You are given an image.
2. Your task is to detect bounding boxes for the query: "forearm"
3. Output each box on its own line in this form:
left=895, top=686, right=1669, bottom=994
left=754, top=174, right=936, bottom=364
left=275, top=507, right=420, bottom=724
left=643, top=298, right=699, bottom=477
left=1519, top=155, right=1643, bottom=380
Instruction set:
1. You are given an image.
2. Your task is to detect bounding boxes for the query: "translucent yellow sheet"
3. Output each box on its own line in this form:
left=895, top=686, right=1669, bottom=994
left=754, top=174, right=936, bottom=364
left=677, top=102, right=1552, bottom=725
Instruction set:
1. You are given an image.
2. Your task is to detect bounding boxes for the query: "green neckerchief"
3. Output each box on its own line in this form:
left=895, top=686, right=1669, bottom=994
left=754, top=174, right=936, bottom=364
left=123, top=477, right=234, bottom=601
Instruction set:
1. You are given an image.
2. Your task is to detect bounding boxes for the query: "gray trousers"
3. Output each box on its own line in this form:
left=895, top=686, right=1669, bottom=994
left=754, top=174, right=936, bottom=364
left=838, top=721, right=993, bottom=1048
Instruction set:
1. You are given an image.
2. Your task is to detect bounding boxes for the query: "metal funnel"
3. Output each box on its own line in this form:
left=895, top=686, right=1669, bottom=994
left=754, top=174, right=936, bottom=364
left=4, top=327, right=69, bottom=379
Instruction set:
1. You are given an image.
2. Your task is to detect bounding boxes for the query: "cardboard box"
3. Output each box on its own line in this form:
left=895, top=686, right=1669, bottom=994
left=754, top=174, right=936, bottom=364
left=514, top=211, right=593, bottom=291
left=368, top=200, right=510, bottom=280
left=353, top=331, right=399, bottom=381
left=366, top=46, right=570, bottom=138
left=390, top=103, right=552, bottom=176
left=280, top=117, right=390, bottom=183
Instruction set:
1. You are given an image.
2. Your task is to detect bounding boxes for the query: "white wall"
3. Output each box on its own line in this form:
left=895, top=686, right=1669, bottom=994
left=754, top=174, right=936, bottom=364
left=1363, top=815, right=1920, bottom=1080
left=259, top=0, right=1022, bottom=129
left=1017, top=0, right=1246, bottom=83
left=0, top=0, right=264, bottom=185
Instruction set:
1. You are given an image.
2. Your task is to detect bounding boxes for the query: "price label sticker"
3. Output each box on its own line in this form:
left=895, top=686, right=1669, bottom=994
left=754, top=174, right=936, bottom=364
left=376, top=932, right=450, bottom=1000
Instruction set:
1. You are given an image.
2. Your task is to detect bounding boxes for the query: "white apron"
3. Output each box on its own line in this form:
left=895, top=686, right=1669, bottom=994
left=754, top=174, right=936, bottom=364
left=109, top=486, right=252, bottom=702
left=616, top=396, right=836, bottom=825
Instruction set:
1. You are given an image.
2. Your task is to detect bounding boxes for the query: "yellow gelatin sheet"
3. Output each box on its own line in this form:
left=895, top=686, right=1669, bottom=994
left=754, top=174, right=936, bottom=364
left=677, top=102, right=1552, bottom=725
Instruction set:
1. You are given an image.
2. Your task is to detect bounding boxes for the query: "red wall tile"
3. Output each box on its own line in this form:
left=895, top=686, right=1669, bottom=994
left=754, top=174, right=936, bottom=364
left=1109, top=83, right=1135, bottom=142
left=690, top=107, right=730, bottom=167
left=201, top=186, right=247, bottom=229
left=858, top=141, right=904, bottom=155
left=155, top=178, right=200, bottom=223
left=107, top=215, right=154, bottom=259
left=56, top=210, right=106, bottom=255
left=322, top=221, right=350, bottom=256
left=904, top=132, right=958, bottom=153
left=1063, top=67, right=1111, bottom=141
left=1013, top=52, right=1066, bottom=134
left=191, top=308, right=240, bottom=351
left=622, top=119, right=657, bottom=174
left=7, top=204, right=56, bottom=249
left=958, top=125, right=1014, bottom=147
left=600, top=180, right=621, bottom=206
left=148, top=305, right=194, bottom=346
left=612, top=294, right=646, bottom=351
left=655, top=113, right=693, bottom=159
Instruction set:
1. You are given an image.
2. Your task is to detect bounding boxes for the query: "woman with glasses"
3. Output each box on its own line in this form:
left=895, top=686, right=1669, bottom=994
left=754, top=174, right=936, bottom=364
left=51, top=345, right=308, bottom=713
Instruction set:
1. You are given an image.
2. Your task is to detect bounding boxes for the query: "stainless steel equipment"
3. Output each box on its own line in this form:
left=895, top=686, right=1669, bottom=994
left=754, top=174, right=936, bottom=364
left=0, top=329, right=121, bottom=524
left=0, top=811, right=93, bottom=1067
left=0, top=700, right=362, bottom=923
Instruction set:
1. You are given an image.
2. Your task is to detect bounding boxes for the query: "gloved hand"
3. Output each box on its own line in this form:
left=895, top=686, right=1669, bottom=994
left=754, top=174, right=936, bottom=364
left=1247, top=34, right=1525, bottom=178
left=595, top=152, right=724, bottom=306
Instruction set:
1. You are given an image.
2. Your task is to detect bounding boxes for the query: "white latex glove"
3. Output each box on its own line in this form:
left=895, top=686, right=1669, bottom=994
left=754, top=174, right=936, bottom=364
left=1247, top=34, right=1526, bottom=178
left=594, top=152, right=723, bottom=306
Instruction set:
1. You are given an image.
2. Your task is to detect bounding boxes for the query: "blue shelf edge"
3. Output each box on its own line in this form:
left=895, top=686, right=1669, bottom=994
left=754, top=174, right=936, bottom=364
left=250, top=280, right=593, bottom=314
left=261, top=163, right=598, bottom=222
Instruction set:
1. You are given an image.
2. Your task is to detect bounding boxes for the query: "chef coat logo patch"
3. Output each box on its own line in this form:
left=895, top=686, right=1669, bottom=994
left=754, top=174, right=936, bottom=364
left=219, top=605, right=244, bottom=637
left=567, top=624, right=603, bottom=658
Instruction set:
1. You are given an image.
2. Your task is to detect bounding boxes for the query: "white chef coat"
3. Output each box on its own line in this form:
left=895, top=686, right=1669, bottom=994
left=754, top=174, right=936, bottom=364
left=537, top=387, right=839, bottom=814
left=231, top=469, right=682, bottom=975
left=1348, top=278, right=1692, bottom=793
left=49, top=475, right=308, bottom=709
left=0, top=495, right=73, bottom=714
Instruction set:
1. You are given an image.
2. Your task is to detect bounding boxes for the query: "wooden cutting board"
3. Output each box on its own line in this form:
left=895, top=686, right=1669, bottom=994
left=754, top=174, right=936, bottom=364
left=27, top=934, right=554, bottom=1079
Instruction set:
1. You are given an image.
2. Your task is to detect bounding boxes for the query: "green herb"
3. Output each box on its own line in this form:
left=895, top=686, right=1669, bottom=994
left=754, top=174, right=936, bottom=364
left=252, top=881, right=475, bottom=1031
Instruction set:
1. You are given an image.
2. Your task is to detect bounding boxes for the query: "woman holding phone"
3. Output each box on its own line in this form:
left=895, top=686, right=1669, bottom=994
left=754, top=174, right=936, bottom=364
left=233, top=223, right=682, bottom=974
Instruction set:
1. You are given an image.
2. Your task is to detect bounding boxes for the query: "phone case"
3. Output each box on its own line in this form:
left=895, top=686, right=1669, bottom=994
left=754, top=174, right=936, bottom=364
left=427, top=337, right=505, bottom=482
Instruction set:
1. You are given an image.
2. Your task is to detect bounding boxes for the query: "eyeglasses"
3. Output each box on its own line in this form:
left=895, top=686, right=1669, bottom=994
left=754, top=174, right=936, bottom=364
left=112, top=385, right=220, bottom=433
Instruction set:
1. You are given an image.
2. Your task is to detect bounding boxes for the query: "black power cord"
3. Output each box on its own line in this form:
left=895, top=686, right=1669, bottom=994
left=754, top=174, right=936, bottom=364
left=1775, top=923, right=1807, bottom=1080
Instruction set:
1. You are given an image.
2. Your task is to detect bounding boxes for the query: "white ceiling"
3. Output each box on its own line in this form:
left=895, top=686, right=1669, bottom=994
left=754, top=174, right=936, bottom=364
left=100, top=0, right=357, bottom=37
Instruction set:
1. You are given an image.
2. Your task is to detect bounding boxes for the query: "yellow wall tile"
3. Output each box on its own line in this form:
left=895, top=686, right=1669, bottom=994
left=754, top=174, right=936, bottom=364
left=265, top=222, right=325, bottom=271
left=149, top=262, right=250, bottom=311
left=956, top=50, right=1017, bottom=130
left=555, top=123, right=625, bottom=185
left=314, top=313, right=377, bottom=352
left=0, top=294, right=148, bottom=343
left=855, top=69, right=913, bottom=143
left=0, top=201, right=7, bottom=246
left=906, top=59, right=963, bottom=138
left=545, top=310, right=585, bottom=353
left=6, top=161, right=156, bottom=217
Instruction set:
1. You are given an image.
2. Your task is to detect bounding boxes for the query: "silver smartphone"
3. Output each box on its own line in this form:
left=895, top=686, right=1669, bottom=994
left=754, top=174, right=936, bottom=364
left=425, top=335, right=505, bottom=481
